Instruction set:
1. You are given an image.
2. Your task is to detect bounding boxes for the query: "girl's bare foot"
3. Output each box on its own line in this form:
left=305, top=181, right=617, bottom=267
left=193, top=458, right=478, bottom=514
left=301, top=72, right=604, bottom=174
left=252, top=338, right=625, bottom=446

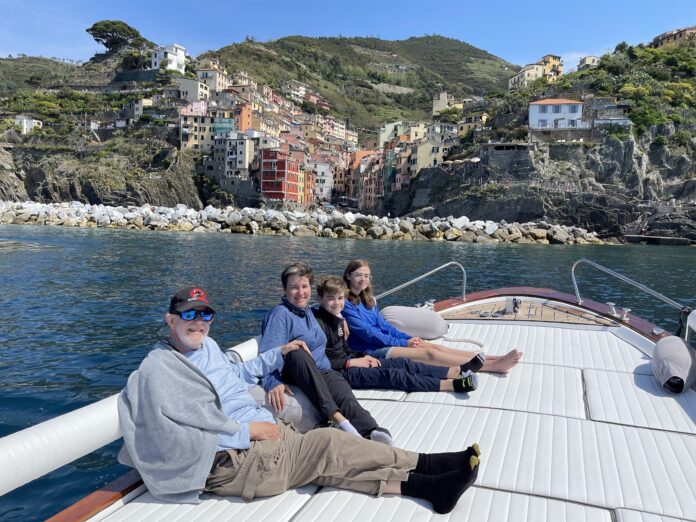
left=487, top=349, right=523, bottom=374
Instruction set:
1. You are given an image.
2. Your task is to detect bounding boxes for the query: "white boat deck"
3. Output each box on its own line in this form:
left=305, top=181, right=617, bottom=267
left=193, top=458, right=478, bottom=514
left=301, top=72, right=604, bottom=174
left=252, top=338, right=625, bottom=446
left=89, top=309, right=696, bottom=522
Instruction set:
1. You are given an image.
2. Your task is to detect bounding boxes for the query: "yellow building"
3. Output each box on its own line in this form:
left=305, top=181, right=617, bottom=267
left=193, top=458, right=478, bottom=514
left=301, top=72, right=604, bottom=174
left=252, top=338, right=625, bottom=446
left=196, top=58, right=230, bottom=93
left=508, top=55, right=562, bottom=91
left=180, top=108, right=235, bottom=152
left=651, top=26, right=696, bottom=48
left=539, top=55, right=563, bottom=80
left=457, top=111, right=489, bottom=136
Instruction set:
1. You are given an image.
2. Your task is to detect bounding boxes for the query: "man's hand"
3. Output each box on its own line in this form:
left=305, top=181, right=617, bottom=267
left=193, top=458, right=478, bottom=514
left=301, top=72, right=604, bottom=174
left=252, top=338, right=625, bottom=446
left=281, top=340, right=310, bottom=355
left=268, top=383, right=293, bottom=412
left=249, top=422, right=282, bottom=441
left=347, top=356, right=381, bottom=368
left=408, top=337, right=424, bottom=347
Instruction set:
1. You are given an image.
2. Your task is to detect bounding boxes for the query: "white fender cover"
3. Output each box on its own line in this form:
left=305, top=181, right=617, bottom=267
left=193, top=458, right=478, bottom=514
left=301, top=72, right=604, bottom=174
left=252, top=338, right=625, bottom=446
left=0, top=394, right=121, bottom=495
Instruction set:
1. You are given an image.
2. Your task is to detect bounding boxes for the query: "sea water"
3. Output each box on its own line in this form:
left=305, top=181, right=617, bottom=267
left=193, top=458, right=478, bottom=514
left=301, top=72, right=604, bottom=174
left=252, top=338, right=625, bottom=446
left=0, top=224, right=694, bottom=520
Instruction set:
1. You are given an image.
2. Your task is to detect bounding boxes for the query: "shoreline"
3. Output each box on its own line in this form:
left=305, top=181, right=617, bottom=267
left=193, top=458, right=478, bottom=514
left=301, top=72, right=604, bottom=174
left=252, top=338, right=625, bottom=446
left=0, top=200, right=608, bottom=245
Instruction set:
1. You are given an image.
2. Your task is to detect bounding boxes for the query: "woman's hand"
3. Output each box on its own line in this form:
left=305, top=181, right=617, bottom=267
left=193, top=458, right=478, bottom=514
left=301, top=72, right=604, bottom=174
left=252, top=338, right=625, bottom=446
left=268, top=384, right=293, bottom=412
left=249, top=422, right=282, bottom=441
left=347, top=356, right=381, bottom=368
left=281, top=340, right=310, bottom=355
left=408, top=337, right=424, bottom=347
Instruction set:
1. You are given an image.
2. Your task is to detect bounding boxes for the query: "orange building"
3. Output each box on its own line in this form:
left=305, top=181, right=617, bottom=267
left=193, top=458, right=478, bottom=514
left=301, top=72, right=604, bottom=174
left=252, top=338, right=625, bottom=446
left=234, top=103, right=253, bottom=132
left=303, top=169, right=316, bottom=206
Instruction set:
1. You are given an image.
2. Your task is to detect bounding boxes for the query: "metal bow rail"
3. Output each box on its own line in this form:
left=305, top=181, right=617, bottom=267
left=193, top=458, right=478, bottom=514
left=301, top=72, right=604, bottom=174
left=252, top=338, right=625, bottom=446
left=571, top=258, right=684, bottom=310
left=375, top=261, right=467, bottom=303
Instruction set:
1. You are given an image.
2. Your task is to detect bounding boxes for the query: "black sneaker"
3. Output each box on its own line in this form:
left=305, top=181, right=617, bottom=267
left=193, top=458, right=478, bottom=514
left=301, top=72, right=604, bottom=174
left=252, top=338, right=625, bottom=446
left=453, top=371, right=478, bottom=393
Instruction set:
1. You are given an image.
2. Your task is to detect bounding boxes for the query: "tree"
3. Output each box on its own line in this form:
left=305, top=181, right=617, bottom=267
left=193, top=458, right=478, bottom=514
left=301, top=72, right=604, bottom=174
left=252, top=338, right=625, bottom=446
left=86, top=20, right=144, bottom=52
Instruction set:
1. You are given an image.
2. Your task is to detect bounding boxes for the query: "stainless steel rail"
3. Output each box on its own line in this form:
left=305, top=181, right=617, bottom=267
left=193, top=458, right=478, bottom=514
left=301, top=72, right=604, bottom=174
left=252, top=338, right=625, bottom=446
left=571, top=258, right=684, bottom=310
left=375, top=262, right=467, bottom=303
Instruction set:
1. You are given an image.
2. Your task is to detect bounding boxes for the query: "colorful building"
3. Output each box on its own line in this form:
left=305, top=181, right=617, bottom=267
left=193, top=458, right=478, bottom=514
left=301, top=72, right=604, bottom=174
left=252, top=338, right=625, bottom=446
left=261, top=149, right=301, bottom=202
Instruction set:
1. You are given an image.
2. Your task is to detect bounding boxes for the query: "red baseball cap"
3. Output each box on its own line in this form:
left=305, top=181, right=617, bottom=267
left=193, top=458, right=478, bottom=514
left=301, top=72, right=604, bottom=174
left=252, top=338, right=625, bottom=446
left=169, top=287, right=215, bottom=313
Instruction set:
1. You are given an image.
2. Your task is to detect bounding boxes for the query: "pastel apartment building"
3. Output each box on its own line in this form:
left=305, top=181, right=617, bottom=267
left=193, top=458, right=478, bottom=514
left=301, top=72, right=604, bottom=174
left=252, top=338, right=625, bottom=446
left=407, top=140, right=443, bottom=176
left=509, top=55, right=563, bottom=91
left=175, top=78, right=209, bottom=103
left=196, top=58, right=230, bottom=93
left=457, top=110, right=488, bottom=136
left=211, top=132, right=255, bottom=180
left=281, top=80, right=310, bottom=104
left=528, top=99, right=588, bottom=129
left=651, top=26, right=696, bottom=48
left=578, top=56, right=600, bottom=70
left=151, top=44, right=186, bottom=75
left=179, top=107, right=234, bottom=152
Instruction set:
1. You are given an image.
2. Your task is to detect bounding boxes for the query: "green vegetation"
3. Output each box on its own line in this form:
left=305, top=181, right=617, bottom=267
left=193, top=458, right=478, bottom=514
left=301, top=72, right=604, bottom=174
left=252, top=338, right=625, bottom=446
left=497, top=41, right=696, bottom=136
left=86, top=20, right=151, bottom=52
left=0, top=57, right=79, bottom=96
left=208, top=35, right=515, bottom=130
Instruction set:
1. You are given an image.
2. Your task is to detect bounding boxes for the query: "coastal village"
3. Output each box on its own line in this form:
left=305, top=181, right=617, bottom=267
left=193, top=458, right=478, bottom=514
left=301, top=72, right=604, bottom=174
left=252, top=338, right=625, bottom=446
left=9, top=28, right=690, bottom=207
left=2, top=23, right=695, bottom=244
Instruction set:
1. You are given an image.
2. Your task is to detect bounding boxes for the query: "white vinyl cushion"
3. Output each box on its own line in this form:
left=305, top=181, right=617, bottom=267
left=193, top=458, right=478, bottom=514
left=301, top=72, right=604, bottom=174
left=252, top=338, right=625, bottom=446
left=294, top=486, right=612, bottom=522
left=444, top=322, right=652, bottom=374
left=352, top=389, right=407, bottom=401
left=359, top=400, right=696, bottom=521
left=406, top=363, right=586, bottom=419
left=96, top=485, right=317, bottom=522
left=615, top=509, right=691, bottom=522
left=585, top=369, right=696, bottom=434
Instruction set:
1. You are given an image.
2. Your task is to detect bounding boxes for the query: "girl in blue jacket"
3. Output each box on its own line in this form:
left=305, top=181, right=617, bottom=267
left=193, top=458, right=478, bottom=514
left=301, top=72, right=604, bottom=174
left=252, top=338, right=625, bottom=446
left=342, top=259, right=522, bottom=374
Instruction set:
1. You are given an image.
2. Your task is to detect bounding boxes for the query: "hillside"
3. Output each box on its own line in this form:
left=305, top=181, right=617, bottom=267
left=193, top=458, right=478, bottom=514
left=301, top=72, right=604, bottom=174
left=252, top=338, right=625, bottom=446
left=208, top=35, right=516, bottom=129
left=485, top=41, right=696, bottom=135
left=0, top=57, right=79, bottom=97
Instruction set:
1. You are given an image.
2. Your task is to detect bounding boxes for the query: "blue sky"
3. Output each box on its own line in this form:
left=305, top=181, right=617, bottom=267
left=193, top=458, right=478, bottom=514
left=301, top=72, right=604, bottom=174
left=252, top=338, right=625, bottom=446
left=1, top=0, right=694, bottom=70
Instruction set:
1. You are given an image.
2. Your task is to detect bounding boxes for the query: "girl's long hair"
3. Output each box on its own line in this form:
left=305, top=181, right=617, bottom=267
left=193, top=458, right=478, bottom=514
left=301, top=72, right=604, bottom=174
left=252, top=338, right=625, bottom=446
left=343, top=259, right=375, bottom=308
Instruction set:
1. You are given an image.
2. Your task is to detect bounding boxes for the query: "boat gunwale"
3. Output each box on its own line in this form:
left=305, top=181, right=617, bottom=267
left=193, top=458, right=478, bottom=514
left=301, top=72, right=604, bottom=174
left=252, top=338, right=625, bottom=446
left=433, top=287, right=671, bottom=343
left=46, top=469, right=143, bottom=522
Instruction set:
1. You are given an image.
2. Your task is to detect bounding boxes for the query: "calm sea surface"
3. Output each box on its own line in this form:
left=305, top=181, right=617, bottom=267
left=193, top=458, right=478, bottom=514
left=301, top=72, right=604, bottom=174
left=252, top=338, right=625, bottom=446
left=0, top=224, right=694, bottom=520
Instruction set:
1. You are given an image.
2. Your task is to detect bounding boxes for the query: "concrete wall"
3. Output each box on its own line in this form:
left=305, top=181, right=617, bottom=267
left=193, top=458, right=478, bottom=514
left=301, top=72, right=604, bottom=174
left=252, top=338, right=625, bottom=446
left=529, top=128, right=595, bottom=143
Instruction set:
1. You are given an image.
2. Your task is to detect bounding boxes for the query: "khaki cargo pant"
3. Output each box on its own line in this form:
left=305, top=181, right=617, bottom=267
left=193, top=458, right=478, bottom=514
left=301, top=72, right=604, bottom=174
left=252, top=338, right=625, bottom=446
left=205, top=420, right=418, bottom=501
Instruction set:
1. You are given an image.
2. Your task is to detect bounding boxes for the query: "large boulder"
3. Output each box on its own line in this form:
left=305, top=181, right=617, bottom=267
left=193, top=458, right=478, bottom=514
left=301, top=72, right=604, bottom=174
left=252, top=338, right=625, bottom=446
left=398, top=219, right=415, bottom=233
left=527, top=227, right=548, bottom=241
left=367, top=225, right=384, bottom=239
left=548, top=225, right=571, bottom=244
left=444, top=228, right=463, bottom=241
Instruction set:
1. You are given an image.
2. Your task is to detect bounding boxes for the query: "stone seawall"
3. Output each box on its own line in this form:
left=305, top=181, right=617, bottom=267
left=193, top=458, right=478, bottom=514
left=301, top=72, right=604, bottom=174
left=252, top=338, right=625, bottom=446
left=0, top=201, right=605, bottom=245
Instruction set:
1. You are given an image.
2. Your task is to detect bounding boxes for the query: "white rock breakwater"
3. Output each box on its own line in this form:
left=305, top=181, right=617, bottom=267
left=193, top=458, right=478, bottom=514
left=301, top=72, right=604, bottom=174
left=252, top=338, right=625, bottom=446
left=0, top=201, right=604, bottom=245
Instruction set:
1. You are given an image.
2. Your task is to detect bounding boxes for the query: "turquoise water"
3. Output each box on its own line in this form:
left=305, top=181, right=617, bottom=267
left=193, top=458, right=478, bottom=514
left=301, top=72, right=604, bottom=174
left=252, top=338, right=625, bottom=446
left=0, top=224, right=694, bottom=520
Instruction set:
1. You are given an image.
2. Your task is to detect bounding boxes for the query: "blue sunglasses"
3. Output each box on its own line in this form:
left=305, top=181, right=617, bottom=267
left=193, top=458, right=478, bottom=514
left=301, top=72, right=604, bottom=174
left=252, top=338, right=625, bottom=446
left=175, top=310, right=215, bottom=321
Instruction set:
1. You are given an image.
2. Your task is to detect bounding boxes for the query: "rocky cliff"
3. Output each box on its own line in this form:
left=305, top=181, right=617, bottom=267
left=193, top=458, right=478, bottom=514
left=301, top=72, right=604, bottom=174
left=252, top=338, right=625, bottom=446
left=384, top=125, right=696, bottom=239
left=0, top=143, right=202, bottom=209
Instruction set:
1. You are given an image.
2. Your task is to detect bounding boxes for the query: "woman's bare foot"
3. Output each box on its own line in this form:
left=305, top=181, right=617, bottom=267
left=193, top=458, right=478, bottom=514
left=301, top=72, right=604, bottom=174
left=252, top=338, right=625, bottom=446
left=483, top=349, right=523, bottom=374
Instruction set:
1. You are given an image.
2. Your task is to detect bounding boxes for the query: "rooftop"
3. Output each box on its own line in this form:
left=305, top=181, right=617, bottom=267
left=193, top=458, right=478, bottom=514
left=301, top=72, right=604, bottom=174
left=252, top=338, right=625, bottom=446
left=530, top=98, right=583, bottom=105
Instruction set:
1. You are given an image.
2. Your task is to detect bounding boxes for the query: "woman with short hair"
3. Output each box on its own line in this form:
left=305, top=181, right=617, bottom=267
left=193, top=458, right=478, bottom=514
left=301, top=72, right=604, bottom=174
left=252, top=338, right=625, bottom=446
left=258, top=262, right=394, bottom=445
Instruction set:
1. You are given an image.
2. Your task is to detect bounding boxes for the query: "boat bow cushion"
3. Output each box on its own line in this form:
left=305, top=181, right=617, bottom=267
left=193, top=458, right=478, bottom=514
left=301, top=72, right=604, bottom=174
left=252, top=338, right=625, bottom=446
left=381, top=306, right=448, bottom=340
left=652, top=335, right=696, bottom=393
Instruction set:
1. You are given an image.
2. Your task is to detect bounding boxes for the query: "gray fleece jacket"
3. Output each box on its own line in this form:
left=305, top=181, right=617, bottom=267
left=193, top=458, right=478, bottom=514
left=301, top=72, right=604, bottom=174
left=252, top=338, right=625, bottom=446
left=117, top=339, right=282, bottom=504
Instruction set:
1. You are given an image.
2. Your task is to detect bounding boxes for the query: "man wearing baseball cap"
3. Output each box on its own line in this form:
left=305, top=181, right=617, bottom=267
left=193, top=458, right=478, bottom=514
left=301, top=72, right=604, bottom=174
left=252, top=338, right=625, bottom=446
left=116, top=286, right=480, bottom=514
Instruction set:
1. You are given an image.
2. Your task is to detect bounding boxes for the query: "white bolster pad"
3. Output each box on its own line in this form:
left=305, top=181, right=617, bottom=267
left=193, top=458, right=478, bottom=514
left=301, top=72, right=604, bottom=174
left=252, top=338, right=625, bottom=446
left=382, top=305, right=449, bottom=340
left=226, top=336, right=261, bottom=363
left=0, top=393, right=121, bottom=496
